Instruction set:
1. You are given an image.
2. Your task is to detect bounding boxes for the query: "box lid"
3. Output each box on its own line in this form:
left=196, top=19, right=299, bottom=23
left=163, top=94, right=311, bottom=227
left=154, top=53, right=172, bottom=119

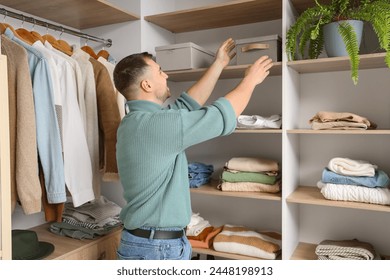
left=155, top=42, right=215, bottom=56
left=236, top=34, right=281, bottom=45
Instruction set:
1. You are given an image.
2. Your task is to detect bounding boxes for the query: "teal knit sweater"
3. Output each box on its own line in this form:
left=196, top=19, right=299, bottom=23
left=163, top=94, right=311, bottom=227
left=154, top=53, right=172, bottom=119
left=116, top=93, right=236, bottom=230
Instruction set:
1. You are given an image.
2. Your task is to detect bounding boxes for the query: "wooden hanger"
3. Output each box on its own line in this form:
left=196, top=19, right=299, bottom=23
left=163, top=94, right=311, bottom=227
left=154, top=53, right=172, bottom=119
left=81, top=45, right=98, bottom=59
left=97, top=49, right=110, bottom=60
left=30, top=30, right=45, bottom=43
left=43, top=34, right=73, bottom=56
left=57, top=39, right=73, bottom=55
left=0, top=23, right=30, bottom=44
left=16, top=28, right=36, bottom=45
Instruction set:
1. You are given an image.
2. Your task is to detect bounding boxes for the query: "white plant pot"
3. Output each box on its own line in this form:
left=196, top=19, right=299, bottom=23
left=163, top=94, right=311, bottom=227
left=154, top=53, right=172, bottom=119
left=323, top=20, right=364, bottom=57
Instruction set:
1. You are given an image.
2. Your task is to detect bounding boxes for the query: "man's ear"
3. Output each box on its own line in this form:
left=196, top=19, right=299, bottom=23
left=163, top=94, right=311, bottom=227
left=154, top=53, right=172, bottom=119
left=140, top=80, right=152, bottom=92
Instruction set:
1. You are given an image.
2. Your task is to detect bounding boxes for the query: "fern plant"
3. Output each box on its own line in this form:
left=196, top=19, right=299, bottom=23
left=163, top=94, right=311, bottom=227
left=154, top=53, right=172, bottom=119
left=286, top=0, right=390, bottom=85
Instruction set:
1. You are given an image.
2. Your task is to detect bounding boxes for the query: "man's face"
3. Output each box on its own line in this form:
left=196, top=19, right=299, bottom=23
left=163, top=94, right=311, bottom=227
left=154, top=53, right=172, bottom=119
left=145, top=58, right=170, bottom=102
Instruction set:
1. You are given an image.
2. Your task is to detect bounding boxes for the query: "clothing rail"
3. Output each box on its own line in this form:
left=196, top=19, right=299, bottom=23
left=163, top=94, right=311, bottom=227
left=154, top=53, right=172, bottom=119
left=0, top=7, right=112, bottom=47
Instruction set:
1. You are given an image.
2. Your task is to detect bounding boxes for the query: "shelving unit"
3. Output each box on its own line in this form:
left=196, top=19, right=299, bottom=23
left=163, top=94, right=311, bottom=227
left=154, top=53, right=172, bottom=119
left=144, top=0, right=282, bottom=33
left=192, top=247, right=278, bottom=260
left=287, top=129, right=390, bottom=135
left=0, top=0, right=139, bottom=29
left=235, top=129, right=282, bottom=134
left=166, top=62, right=282, bottom=82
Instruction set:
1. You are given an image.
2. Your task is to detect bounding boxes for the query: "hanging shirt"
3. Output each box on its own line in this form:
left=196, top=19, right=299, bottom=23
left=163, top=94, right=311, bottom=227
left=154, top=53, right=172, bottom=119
left=44, top=41, right=94, bottom=207
left=4, top=28, right=66, bottom=204
left=72, top=48, right=101, bottom=198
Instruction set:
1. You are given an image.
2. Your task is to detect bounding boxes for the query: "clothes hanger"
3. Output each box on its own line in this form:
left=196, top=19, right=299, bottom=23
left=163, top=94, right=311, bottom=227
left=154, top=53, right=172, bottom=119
left=28, top=20, right=44, bottom=43
left=15, top=16, right=35, bottom=45
left=97, top=49, right=110, bottom=60
left=56, top=28, right=73, bottom=55
left=43, top=33, right=73, bottom=56
left=81, top=39, right=98, bottom=59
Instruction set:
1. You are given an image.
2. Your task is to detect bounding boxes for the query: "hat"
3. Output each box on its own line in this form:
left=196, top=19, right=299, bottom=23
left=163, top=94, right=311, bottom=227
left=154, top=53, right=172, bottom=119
left=12, top=229, right=55, bottom=260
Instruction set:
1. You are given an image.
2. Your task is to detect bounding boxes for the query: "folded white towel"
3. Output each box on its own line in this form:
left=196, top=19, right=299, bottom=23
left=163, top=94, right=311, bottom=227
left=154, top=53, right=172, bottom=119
left=328, top=157, right=377, bottom=177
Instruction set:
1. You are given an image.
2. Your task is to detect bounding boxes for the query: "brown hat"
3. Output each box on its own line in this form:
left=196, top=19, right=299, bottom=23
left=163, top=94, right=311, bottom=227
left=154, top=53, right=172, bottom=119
left=12, top=229, right=55, bottom=260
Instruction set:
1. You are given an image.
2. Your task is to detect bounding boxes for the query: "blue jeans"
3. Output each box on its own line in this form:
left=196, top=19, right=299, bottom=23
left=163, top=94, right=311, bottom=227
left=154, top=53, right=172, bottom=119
left=117, top=227, right=192, bottom=260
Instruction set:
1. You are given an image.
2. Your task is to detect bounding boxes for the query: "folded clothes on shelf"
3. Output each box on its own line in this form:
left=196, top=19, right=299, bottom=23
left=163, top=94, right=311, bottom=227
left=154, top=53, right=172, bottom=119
left=327, top=157, right=377, bottom=177
left=188, top=162, right=214, bottom=188
left=236, top=114, right=282, bottom=129
left=213, top=224, right=282, bottom=259
left=315, top=239, right=379, bottom=260
left=309, top=111, right=377, bottom=130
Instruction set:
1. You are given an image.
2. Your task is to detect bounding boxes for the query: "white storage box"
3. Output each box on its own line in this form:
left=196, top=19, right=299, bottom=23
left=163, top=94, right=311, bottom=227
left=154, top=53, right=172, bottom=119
left=236, top=35, right=282, bottom=65
left=155, top=42, right=215, bottom=71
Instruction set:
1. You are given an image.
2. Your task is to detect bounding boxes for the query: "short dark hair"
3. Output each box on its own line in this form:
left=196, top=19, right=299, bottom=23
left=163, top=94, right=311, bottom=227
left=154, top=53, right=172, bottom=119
left=113, top=52, right=153, bottom=98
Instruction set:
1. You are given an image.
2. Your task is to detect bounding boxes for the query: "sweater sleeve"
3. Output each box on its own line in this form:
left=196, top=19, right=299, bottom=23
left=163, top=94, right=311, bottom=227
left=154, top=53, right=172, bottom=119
left=180, top=97, right=236, bottom=149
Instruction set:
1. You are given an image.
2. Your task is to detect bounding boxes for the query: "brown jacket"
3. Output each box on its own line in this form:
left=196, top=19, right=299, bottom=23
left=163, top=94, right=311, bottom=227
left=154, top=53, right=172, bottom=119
left=89, top=57, right=120, bottom=181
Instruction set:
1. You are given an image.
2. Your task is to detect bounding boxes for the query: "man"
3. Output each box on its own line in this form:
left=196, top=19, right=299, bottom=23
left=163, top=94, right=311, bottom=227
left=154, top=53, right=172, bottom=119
left=113, top=38, right=273, bottom=260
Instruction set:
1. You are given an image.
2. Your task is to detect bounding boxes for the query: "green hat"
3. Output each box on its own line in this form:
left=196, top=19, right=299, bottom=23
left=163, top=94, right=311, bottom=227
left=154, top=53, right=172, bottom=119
left=12, top=229, right=55, bottom=260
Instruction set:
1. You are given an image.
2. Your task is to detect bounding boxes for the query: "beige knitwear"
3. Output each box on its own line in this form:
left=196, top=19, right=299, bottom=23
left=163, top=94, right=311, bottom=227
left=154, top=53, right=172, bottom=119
left=1, top=35, right=41, bottom=214
left=309, top=111, right=377, bottom=130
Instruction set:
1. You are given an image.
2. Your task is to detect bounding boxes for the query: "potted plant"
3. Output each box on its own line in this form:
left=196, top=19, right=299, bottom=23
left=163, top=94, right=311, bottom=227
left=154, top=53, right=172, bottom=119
left=286, top=0, right=390, bottom=85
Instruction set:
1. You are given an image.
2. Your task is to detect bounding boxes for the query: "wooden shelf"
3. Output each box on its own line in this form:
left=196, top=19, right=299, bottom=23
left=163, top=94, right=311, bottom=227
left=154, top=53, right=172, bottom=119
left=287, top=52, right=388, bottom=74
left=287, top=186, right=390, bottom=213
left=290, top=242, right=318, bottom=260
left=167, top=62, right=282, bottom=82
left=193, top=247, right=276, bottom=260
left=290, top=0, right=331, bottom=14
left=235, top=128, right=282, bottom=134
left=287, top=129, right=390, bottom=135
left=191, top=181, right=282, bottom=201
left=144, top=0, right=282, bottom=33
left=0, top=0, right=139, bottom=29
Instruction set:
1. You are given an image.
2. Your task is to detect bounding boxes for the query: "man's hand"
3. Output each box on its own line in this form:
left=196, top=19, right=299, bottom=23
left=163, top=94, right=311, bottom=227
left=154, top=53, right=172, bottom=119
left=215, top=38, right=236, bottom=68
left=244, top=55, right=273, bottom=86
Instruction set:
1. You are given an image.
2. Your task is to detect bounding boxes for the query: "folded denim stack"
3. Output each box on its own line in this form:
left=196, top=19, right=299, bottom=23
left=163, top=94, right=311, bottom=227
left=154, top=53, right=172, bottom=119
left=317, top=157, right=390, bottom=205
left=188, top=162, right=214, bottom=188
left=218, top=157, right=281, bottom=193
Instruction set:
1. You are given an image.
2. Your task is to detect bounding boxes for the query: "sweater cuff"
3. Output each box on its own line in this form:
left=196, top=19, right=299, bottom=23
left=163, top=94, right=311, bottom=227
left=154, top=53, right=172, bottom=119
left=213, top=97, right=237, bottom=136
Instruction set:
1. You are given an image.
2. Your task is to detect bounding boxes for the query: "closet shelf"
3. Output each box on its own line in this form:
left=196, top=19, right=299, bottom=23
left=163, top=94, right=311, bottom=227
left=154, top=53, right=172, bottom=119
left=290, top=0, right=331, bottom=14
left=287, top=52, right=388, bottom=74
left=290, top=242, right=317, bottom=260
left=235, top=129, right=282, bottom=134
left=287, top=186, right=390, bottom=213
left=287, top=129, right=390, bottom=135
left=191, top=181, right=282, bottom=201
left=192, top=247, right=275, bottom=260
left=0, top=0, right=139, bottom=29
left=166, top=62, right=282, bottom=82
left=144, top=0, right=282, bottom=33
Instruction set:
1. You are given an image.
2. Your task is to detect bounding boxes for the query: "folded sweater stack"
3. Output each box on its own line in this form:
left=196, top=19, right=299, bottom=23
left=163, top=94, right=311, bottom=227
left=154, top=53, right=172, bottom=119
left=218, top=157, right=281, bottom=193
left=213, top=224, right=281, bottom=259
left=318, top=157, right=390, bottom=205
left=309, top=111, right=377, bottom=130
left=315, top=239, right=378, bottom=260
left=186, top=213, right=222, bottom=249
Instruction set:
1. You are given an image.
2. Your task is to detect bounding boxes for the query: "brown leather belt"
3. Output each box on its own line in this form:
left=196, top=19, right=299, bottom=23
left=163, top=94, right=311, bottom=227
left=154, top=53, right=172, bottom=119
left=126, top=228, right=184, bottom=239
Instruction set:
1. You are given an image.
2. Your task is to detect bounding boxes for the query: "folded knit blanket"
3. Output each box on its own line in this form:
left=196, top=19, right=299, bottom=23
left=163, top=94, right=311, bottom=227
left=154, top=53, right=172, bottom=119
left=322, top=168, right=390, bottom=188
left=317, top=181, right=390, bottom=205
left=310, top=120, right=369, bottom=130
left=315, top=239, right=377, bottom=260
left=328, top=157, right=377, bottom=177
left=213, top=225, right=281, bottom=259
left=225, top=157, right=279, bottom=173
left=309, top=111, right=376, bottom=127
left=218, top=181, right=281, bottom=193
left=222, top=169, right=279, bottom=185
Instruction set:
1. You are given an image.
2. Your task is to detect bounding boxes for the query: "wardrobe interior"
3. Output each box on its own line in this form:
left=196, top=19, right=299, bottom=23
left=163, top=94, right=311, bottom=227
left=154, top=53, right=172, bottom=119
left=1, top=0, right=390, bottom=260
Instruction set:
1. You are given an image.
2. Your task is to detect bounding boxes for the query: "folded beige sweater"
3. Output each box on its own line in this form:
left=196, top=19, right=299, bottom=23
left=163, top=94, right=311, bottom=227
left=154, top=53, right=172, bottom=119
left=225, top=157, right=279, bottom=173
left=315, top=239, right=378, bottom=260
left=309, top=111, right=377, bottom=130
left=217, top=181, right=281, bottom=193
left=213, top=224, right=281, bottom=259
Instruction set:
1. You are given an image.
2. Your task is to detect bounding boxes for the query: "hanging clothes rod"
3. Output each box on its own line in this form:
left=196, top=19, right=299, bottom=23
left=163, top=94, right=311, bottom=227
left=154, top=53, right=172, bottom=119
left=0, top=7, right=112, bottom=47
